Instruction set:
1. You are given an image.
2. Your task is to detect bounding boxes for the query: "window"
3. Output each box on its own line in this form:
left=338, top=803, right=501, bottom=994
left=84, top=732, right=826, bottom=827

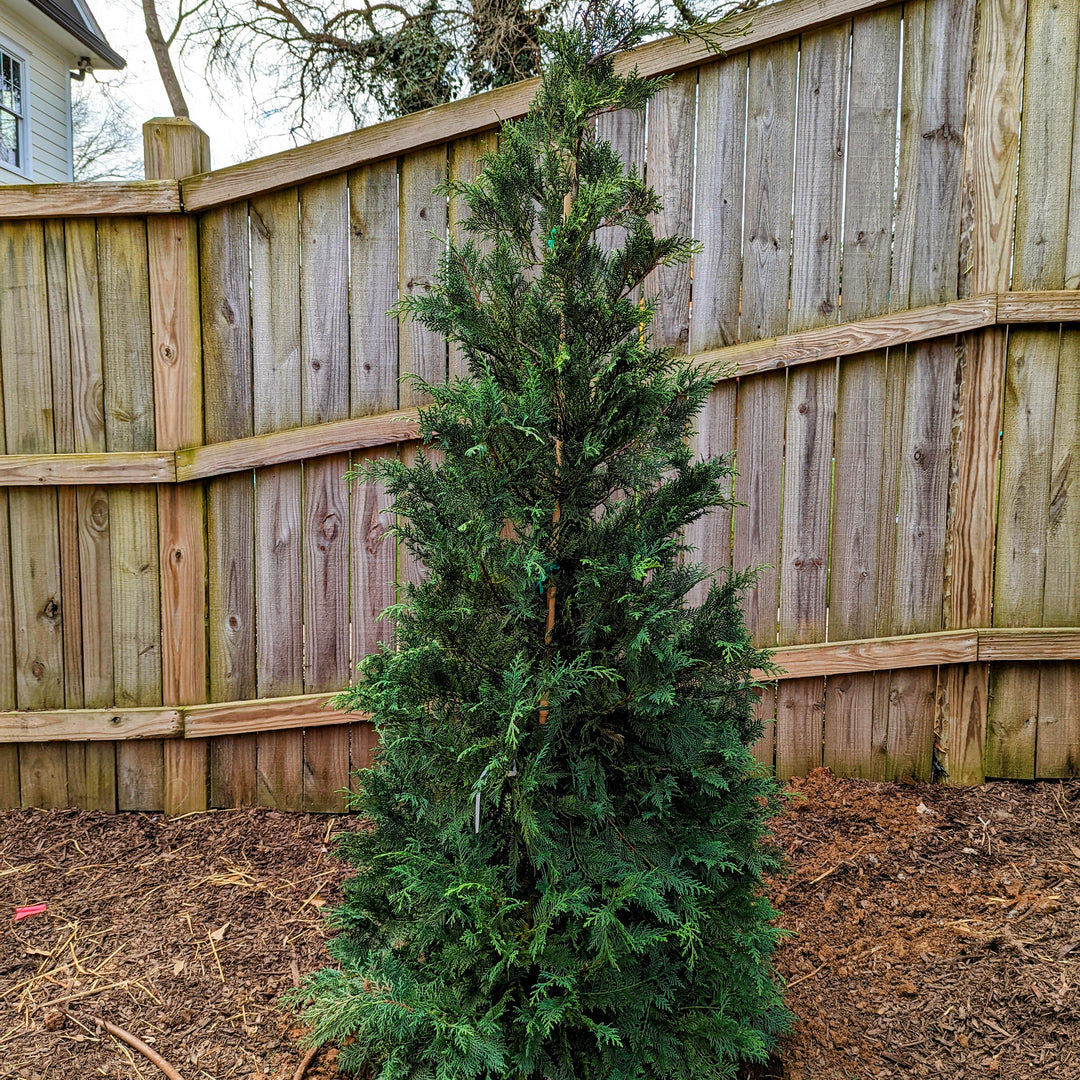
left=1, top=47, right=25, bottom=172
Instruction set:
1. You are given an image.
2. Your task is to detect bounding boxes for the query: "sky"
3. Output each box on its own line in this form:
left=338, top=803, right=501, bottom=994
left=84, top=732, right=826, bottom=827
left=85, top=0, right=356, bottom=170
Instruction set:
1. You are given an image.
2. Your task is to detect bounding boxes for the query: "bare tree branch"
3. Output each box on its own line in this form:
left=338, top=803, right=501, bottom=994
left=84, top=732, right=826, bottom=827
left=144, top=0, right=191, bottom=116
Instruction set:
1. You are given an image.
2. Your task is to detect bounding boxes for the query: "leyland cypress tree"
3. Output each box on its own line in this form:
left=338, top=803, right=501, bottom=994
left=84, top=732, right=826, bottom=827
left=292, top=4, right=791, bottom=1076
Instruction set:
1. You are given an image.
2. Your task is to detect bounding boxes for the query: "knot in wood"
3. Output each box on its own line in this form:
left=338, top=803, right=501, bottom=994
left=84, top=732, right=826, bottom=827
left=159, top=343, right=178, bottom=365
left=31, top=661, right=45, bottom=679
left=43, top=599, right=60, bottom=620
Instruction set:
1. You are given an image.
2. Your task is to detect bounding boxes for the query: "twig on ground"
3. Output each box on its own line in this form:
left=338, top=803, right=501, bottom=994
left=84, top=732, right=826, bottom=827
left=292, top=1044, right=319, bottom=1080
left=786, top=961, right=827, bottom=989
left=94, top=1017, right=185, bottom=1080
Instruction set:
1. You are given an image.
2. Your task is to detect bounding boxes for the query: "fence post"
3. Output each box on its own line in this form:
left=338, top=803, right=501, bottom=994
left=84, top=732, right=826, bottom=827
left=944, top=0, right=1026, bottom=785
left=144, top=118, right=210, bottom=814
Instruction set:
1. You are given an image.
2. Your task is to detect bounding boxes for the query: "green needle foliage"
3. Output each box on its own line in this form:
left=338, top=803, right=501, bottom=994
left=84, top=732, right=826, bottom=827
left=291, top=3, right=791, bottom=1076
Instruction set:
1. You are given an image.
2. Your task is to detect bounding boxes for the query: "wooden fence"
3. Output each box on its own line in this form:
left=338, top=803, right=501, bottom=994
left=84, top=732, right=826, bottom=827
left=0, top=0, right=1078, bottom=812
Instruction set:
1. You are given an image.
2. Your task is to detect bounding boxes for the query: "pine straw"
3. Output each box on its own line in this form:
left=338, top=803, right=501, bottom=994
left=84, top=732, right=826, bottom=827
left=0, top=808, right=364, bottom=1080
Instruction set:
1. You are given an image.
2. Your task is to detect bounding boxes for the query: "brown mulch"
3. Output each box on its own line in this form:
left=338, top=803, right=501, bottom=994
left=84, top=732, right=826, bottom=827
left=2, top=772, right=1079, bottom=1080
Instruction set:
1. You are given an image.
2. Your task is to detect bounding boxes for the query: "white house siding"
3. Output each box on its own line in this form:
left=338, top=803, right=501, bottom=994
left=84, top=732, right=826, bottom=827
left=0, top=6, right=72, bottom=183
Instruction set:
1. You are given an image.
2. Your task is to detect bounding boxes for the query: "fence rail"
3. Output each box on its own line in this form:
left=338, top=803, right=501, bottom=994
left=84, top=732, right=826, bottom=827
left=0, top=0, right=1078, bottom=812
left=0, top=292, right=1074, bottom=488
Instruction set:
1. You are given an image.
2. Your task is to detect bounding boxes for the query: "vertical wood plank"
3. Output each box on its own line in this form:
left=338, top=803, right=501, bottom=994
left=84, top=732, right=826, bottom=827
left=145, top=119, right=212, bottom=816
left=0, top=220, right=67, bottom=807
left=825, top=7, right=901, bottom=777
left=399, top=146, right=447, bottom=406
left=301, top=175, right=351, bottom=811
left=349, top=157, right=400, bottom=782
left=595, top=107, right=645, bottom=256
left=884, top=0, right=976, bottom=780
left=201, top=200, right=257, bottom=807
left=448, top=133, right=496, bottom=380
left=99, top=216, right=163, bottom=810
left=645, top=69, right=696, bottom=353
left=1038, top=328, right=1080, bottom=775
left=776, top=23, right=847, bottom=780
left=251, top=188, right=305, bottom=810
left=684, top=55, right=746, bottom=607
left=945, top=0, right=1026, bottom=786
left=989, top=0, right=1078, bottom=777
left=735, top=39, right=798, bottom=772
left=45, top=221, right=90, bottom=808
left=64, top=218, right=116, bottom=809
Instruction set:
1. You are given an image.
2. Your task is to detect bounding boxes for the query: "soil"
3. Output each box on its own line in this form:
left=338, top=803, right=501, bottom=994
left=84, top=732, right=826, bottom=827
left=2, top=770, right=1078, bottom=1080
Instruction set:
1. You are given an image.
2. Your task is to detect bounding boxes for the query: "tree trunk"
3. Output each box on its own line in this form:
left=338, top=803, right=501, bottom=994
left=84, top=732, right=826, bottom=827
left=143, top=0, right=189, bottom=118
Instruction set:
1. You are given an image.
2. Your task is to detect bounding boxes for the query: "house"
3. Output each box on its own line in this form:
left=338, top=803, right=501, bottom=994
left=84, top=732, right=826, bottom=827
left=0, top=0, right=123, bottom=184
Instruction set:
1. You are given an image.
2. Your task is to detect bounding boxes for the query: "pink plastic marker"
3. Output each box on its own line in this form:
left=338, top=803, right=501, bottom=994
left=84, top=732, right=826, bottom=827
left=14, top=903, right=47, bottom=921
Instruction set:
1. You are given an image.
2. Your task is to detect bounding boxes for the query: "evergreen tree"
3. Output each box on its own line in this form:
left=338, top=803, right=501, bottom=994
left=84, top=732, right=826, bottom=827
left=292, top=4, right=791, bottom=1075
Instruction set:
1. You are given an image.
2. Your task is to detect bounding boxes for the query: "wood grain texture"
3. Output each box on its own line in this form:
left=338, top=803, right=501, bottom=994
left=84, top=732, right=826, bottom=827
left=351, top=160, right=400, bottom=406
left=176, top=411, right=421, bottom=480
left=884, top=0, right=975, bottom=782
left=997, top=291, right=1080, bottom=322
left=776, top=23, right=847, bottom=781
left=943, top=0, right=1026, bottom=785
left=645, top=69, right=696, bottom=352
left=43, top=224, right=82, bottom=712
left=736, top=37, right=798, bottom=770
left=399, top=146, right=448, bottom=405
left=0, top=221, right=67, bottom=807
left=0, top=454, right=175, bottom=485
left=184, top=694, right=355, bottom=737
left=0, top=181, right=181, bottom=218
left=201, top=201, right=257, bottom=808
left=350, top=158, right=402, bottom=675
left=147, top=120, right=213, bottom=815
left=0, top=709, right=181, bottom=741
left=595, top=108, right=645, bottom=256
left=64, top=220, right=116, bottom=806
left=250, top=188, right=305, bottom=811
left=684, top=53, right=745, bottom=606
left=179, top=0, right=896, bottom=211
left=1038, top=333, right=1080, bottom=774
left=825, top=6, right=900, bottom=775
left=98, top=217, right=164, bottom=810
left=448, top=134, right=496, bottom=379
left=692, top=53, right=748, bottom=352
left=300, top=175, right=352, bottom=811
left=988, top=0, right=1080, bottom=779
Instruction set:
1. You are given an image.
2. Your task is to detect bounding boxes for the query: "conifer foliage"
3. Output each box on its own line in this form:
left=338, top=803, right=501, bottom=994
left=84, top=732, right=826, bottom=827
left=292, top=4, right=791, bottom=1075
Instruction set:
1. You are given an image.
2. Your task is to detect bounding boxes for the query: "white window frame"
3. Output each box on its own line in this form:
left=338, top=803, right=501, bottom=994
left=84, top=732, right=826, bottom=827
left=0, top=34, right=32, bottom=180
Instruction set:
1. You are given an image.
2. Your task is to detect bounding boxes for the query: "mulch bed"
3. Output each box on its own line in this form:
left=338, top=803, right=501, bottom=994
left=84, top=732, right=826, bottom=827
left=2, top=770, right=1078, bottom=1080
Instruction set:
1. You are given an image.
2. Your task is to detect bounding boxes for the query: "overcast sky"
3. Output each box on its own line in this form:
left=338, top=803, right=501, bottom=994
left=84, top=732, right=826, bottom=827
left=87, top=0, right=355, bottom=170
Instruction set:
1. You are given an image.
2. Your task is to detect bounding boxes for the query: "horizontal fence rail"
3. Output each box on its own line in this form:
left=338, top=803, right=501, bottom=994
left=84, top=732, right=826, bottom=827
left=0, top=292, right=1077, bottom=487
left=2, top=627, right=1077, bottom=743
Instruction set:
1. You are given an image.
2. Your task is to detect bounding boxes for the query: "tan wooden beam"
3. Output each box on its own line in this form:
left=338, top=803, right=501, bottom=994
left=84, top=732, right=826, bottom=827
left=0, top=452, right=176, bottom=485
left=2, top=626, right=1079, bottom=743
left=996, top=290, right=1080, bottom=322
left=764, top=630, right=979, bottom=679
left=179, top=0, right=896, bottom=211
left=182, top=693, right=360, bottom=738
left=0, top=708, right=182, bottom=742
left=174, top=409, right=421, bottom=481
left=976, top=627, right=1080, bottom=661
left=698, top=295, right=997, bottom=378
left=0, top=181, right=182, bottom=218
